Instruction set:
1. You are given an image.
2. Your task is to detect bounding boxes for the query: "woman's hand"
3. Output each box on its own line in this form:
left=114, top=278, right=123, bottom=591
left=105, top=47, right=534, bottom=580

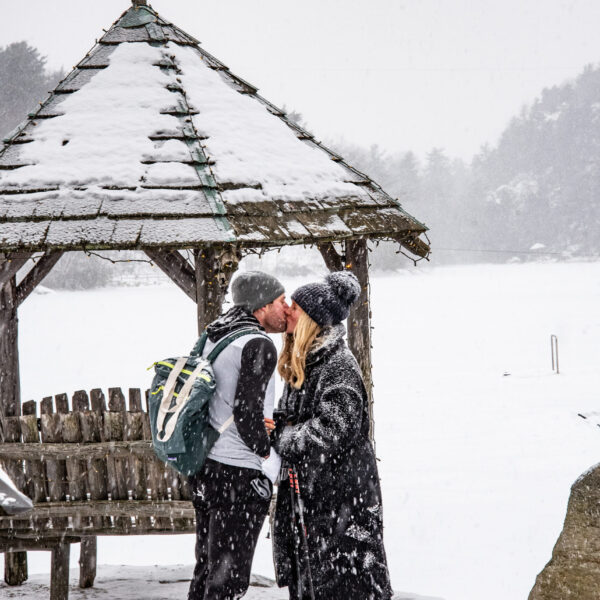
left=264, top=418, right=276, bottom=436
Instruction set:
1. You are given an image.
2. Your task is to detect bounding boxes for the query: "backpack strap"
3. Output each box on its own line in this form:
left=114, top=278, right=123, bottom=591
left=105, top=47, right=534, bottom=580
left=206, top=327, right=269, bottom=364
left=157, top=358, right=207, bottom=442
left=190, top=331, right=208, bottom=358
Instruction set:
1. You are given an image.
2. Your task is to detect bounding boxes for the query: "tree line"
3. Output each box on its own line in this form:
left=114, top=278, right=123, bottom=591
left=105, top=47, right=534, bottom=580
left=328, top=62, right=600, bottom=267
left=2, top=42, right=599, bottom=287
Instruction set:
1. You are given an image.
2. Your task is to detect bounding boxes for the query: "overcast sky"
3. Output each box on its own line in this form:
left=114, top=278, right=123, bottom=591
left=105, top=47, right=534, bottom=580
left=2, top=0, right=600, bottom=160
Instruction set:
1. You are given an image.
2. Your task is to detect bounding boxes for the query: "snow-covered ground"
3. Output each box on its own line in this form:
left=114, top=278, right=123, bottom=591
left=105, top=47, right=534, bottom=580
left=2, top=261, right=599, bottom=600
left=0, top=566, right=441, bottom=599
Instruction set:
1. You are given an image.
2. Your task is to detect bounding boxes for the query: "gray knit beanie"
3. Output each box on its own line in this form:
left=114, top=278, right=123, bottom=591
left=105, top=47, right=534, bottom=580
left=291, top=271, right=361, bottom=327
left=231, top=271, right=285, bottom=312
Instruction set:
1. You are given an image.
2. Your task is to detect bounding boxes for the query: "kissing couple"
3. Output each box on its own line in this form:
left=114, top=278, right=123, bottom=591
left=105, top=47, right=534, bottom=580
left=187, top=270, right=392, bottom=600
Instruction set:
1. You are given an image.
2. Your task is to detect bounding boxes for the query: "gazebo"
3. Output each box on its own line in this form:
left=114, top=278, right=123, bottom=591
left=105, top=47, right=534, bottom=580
left=0, top=0, right=429, bottom=595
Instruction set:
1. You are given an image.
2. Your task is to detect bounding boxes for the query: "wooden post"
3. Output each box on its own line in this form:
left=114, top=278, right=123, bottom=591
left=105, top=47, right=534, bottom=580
left=4, top=551, right=27, bottom=586
left=318, top=240, right=375, bottom=442
left=2, top=414, right=28, bottom=586
left=0, top=252, right=61, bottom=418
left=0, top=276, right=20, bottom=418
left=194, top=245, right=239, bottom=334
left=50, top=542, right=70, bottom=600
left=344, top=239, right=375, bottom=443
left=79, top=537, right=96, bottom=589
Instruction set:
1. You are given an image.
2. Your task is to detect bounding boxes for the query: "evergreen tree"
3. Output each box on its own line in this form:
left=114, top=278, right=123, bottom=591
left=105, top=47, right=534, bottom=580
left=0, top=42, right=62, bottom=138
left=393, top=151, right=421, bottom=206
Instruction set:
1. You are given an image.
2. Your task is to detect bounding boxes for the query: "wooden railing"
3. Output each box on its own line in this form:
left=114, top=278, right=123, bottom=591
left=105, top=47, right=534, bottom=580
left=0, top=387, right=196, bottom=599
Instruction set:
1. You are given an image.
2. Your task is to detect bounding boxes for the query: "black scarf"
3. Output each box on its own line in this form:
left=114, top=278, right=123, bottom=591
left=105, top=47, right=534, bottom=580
left=205, top=306, right=263, bottom=343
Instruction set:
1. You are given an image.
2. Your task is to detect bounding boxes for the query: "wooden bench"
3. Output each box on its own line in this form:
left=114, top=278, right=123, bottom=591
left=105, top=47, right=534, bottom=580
left=0, top=387, right=196, bottom=600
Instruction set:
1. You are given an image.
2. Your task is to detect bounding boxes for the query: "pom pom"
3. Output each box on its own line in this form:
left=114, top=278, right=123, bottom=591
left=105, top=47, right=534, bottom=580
left=326, top=271, right=360, bottom=305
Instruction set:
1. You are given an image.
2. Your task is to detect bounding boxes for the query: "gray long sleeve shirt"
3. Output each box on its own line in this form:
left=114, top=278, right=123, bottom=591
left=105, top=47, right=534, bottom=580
left=203, top=332, right=276, bottom=471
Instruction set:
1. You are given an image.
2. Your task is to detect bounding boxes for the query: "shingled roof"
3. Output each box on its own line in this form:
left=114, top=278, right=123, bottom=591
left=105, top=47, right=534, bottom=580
left=0, top=1, right=429, bottom=257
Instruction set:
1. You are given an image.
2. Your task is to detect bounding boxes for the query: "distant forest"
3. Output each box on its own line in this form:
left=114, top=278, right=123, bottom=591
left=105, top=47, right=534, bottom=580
left=1, top=41, right=599, bottom=287
left=325, top=63, right=600, bottom=266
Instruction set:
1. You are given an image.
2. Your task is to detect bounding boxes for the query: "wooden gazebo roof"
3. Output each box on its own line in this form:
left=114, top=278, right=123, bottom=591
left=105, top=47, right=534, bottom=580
left=0, top=1, right=429, bottom=258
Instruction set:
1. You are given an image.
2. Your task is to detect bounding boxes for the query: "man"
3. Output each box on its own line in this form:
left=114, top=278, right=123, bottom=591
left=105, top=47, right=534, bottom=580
left=188, top=271, right=287, bottom=600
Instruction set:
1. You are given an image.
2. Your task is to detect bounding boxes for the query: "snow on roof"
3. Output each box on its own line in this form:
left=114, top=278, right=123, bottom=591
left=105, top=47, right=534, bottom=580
left=0, top=3, right=428, bottom=256
left=1, top=43, right=175, bottom=189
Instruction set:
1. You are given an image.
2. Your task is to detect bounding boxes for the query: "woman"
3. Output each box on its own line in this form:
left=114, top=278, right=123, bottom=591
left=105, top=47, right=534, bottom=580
left=272, top=271, right=393, bottom=600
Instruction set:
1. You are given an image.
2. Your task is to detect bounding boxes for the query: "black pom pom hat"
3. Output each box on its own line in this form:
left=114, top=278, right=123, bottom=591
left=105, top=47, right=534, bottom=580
left=291, top=271, right=361, bottom=327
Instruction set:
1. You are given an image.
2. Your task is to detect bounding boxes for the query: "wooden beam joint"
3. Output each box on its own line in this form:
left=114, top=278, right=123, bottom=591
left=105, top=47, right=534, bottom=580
left=0, top=253, right=33, bottom=289
left=144, top=249, right=197, bottom=302
left=195, top=245, right=240, bottom=333
left=16, top=251, right=64, bottom=307
left=317, top=242, right=344, bottom=272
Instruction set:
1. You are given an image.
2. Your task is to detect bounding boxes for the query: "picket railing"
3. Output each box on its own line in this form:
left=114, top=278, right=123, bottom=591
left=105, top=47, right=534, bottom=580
left=0, top=387, right=195, bottom=599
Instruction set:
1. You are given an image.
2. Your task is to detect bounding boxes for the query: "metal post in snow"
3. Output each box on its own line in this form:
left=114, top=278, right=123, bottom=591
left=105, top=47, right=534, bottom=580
left=551, top=334, right=559, bottom=374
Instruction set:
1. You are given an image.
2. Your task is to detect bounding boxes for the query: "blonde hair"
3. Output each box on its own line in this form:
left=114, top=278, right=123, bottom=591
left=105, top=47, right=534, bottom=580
left=278, top=310, right=321, bottom=389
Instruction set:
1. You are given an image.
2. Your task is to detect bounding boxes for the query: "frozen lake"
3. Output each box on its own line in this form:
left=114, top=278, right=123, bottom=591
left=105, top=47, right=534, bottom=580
left=3, top=260, right=599, bottom=600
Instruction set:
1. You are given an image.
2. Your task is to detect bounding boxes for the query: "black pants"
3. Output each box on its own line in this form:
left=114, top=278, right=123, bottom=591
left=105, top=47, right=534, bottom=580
left=188, top=459, right=272, bottom=600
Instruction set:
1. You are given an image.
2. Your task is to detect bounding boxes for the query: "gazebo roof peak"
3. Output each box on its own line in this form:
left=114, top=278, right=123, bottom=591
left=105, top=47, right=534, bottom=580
left=0, top=2, right=429, bottom=258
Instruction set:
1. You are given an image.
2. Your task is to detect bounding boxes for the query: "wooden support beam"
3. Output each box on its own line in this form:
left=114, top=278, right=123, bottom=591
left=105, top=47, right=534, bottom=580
left=195, top=246, right=223, bottom=333
left=79, top=537, right=96, bottom=589
left=0, top=522, right=194, bottom=539
left=0, top=499, right=195, bottom=522
left=0, top=253, right=32, bottom=289
left=144, top=249, right=196, bottom=302
left=4, top=550, right=27, bottom=586
left=195, top=246, right=240, bottom=334
left=344, top=239, right=375, bottom=443
left=50, top=542, right=70, bottom=600
left=0, top=277, right=20, bottom=418
left=0, top=538, right=80, bottom=552
left=0, top=439, right=155, bottom=460
left=16, top=251, right=64, bottom=307
left=317, top=242, right=344, bottom=272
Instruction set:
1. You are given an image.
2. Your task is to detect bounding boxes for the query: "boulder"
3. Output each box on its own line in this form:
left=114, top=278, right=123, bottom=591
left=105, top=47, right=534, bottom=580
left=529, top=462, right=600, bottom=599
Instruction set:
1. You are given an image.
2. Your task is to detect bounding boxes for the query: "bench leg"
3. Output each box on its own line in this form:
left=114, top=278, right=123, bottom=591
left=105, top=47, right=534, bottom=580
left=50, top=543, right=70, bottom=600
left=79, top=536, right=96, bottom=588
left=4, top=550, right=28, bottom=585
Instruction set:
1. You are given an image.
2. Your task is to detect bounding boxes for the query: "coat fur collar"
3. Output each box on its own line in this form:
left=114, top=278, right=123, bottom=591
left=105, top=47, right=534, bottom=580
left=306, top=322, right=346, bottom=366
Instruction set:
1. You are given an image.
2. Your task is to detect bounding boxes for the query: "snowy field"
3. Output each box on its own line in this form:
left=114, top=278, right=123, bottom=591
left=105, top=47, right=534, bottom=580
left=2, top=261, right=600, bottom=600
left=0, top=566, right=440, bottom=600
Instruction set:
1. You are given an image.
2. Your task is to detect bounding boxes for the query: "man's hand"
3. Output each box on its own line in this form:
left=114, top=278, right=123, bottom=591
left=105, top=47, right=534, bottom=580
left=264, top=418, right=275, bottom=436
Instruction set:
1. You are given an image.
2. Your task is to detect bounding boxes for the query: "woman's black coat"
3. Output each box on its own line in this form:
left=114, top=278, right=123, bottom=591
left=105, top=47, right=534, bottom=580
left=273, top=324, right=393, bottom=600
